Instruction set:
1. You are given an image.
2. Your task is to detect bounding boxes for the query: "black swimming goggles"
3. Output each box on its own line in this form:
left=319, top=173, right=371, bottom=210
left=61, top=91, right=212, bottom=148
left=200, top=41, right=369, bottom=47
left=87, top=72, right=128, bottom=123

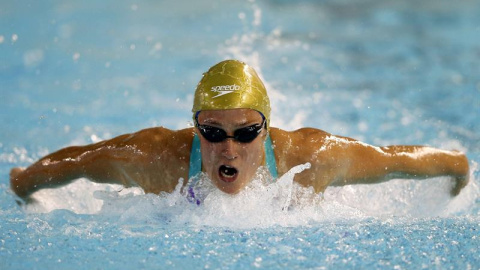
left=194, top=112, right=266, bottom=143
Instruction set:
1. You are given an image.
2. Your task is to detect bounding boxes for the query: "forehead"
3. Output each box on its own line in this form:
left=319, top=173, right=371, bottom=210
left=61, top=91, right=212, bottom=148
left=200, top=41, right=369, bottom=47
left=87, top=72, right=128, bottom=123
left=197, top=109, right=263, bottom=125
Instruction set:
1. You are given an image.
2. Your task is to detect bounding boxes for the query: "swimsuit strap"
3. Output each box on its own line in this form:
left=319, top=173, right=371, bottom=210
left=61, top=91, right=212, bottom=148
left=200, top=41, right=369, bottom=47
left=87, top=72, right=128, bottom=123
left=188, top=133, right=278, bottom=180
left=187, top=133, right=203, bottom=205
left=264, top=134, right=278, bottom=180
left=188, top=133, right=202, bottom=180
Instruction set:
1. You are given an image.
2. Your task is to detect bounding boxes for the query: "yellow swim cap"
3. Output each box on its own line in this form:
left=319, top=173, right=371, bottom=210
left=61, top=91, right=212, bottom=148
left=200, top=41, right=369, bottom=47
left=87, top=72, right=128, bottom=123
left=192, top=60, right=271, bottom=128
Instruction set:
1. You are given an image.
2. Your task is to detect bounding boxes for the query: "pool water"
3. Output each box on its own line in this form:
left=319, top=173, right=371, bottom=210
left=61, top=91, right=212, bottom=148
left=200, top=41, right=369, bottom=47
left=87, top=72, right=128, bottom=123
left=1, top=0, right=479, bottom=269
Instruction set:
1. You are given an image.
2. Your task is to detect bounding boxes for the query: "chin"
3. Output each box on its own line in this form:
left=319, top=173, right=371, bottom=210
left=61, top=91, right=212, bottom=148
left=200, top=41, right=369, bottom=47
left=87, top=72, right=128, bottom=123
left=216, top=183, right=242, bottom=194
left=220, top=188, right=241, bottom=194
left=213, top=179, right=247, bottom=194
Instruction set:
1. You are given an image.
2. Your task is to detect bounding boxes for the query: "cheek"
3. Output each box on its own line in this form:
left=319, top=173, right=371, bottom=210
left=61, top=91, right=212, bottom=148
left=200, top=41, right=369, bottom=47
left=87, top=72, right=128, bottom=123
left=200, top=144, right=219, bottom=164
left=242, top=143, right=264, bottom=165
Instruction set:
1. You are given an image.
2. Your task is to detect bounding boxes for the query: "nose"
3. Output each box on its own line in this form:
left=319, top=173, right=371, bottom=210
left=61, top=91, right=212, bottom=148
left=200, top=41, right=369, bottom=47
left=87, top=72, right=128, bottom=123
left=221, top=138, right=239, bottom=160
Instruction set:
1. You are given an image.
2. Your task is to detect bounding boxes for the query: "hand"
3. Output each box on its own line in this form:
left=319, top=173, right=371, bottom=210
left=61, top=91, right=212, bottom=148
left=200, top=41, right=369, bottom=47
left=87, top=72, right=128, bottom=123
left=10, top=167, right=28, bottom=198
left=450, top=175, right=469, bottom=197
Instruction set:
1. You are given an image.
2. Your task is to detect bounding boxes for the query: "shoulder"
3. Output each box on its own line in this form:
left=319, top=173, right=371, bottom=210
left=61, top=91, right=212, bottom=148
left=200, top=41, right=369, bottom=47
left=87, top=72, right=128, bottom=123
left=136, top=127, right=195, bottom=152
left=268, top=127, right=356, bottom=191
left=102, top=127, right=195, bottom=156
left=123, top=127, right=195, bottom=144
left=132, top=126, right=194, bottom=138
left=269, top=127, right=331, bottom=146
left=268, top=127, right=332, bottom=173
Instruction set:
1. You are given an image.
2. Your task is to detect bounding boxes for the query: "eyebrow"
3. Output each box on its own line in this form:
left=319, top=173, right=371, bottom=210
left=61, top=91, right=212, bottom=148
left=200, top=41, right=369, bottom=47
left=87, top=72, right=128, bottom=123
left=201, top=119, right=223, bottom=126
left=201, top=118, right=258, bottom=127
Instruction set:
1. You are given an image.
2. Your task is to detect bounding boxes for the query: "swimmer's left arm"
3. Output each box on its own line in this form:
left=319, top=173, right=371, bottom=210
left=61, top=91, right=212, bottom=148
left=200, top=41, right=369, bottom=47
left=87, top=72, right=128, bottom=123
left=325, top=137, right=469, bottom=196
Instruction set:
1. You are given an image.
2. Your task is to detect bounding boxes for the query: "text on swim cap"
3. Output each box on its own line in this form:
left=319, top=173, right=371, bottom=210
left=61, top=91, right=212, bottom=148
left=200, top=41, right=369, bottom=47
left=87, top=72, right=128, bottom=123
left=210, top=84, right=240, bottom=98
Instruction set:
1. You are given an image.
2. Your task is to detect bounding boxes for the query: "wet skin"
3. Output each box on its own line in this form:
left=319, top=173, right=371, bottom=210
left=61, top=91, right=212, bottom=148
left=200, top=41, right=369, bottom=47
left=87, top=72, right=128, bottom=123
left=10, top=108, right=470, bottom=199
left=196, top=109, right=266, bottom=194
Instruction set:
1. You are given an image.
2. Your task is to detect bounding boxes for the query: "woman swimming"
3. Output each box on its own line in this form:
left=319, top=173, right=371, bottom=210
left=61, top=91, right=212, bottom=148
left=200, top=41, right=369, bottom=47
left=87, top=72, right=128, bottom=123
left=10, top=60, right=469, bottom=200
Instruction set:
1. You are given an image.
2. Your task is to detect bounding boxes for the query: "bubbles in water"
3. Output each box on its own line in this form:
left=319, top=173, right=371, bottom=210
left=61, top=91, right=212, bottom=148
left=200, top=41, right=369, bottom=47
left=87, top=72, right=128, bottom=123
left=149, top=42, right=162, bottom=55
left=157, top=163, right=327, bottom=229
left=58, top=24, right=73, bottom=39
left=23, top=49, right=44, bottom=68
left=22, top=163, right=479, bottom=229
left=72, top=52, right=80, bottom=62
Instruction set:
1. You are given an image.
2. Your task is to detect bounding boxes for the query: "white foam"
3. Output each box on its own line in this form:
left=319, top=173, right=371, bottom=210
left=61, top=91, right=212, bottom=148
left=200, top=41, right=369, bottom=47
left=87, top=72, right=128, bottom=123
left=23, top=161, right=479, bottom=229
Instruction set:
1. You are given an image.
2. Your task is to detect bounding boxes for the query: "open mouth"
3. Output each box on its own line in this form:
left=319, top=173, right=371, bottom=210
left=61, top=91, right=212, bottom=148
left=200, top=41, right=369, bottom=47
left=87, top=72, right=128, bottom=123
left=218, top=165, right=238, bottom=183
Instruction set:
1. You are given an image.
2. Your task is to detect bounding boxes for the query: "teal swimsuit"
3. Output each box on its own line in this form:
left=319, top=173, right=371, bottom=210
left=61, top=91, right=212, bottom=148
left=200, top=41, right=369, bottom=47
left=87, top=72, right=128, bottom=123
left=187, top=134, right=278, bottom=204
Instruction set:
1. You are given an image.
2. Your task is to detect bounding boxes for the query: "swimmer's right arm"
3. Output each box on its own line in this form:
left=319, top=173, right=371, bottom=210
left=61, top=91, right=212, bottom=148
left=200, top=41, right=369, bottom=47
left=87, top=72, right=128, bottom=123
left=9, top=133, right=147, bottom=199
left=10, top=142, right=121, bottom=199
left=10, top=127, right=193, bottom=200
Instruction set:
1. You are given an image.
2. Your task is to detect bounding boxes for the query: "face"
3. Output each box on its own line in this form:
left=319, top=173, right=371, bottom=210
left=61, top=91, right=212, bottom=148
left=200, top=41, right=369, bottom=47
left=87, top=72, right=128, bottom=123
left=196, top=108, right=266, bottom=194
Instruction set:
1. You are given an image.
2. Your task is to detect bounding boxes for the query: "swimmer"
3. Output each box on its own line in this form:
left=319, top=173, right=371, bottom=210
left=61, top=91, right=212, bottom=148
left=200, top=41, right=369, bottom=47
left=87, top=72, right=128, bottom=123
left=10, top=60, right=469, bottom=201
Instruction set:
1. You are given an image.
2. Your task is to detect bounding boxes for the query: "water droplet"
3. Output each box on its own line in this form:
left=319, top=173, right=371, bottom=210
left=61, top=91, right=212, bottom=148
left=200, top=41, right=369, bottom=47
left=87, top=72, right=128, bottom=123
left=72, top=52, right=80, bottom=61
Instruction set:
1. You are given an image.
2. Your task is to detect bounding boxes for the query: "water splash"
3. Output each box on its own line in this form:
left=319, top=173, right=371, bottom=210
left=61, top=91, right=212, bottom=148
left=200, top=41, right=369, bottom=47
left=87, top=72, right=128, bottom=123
left=21, top=161, right=479, bottom=230
left=90, top=163, right=323, bottom=229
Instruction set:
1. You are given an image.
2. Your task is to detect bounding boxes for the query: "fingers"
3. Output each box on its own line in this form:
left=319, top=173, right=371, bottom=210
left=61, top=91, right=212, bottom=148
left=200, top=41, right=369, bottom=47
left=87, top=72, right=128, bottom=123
left=15, top=196, right=38, bottom=206
left=450, top=175, right=469, bottom=197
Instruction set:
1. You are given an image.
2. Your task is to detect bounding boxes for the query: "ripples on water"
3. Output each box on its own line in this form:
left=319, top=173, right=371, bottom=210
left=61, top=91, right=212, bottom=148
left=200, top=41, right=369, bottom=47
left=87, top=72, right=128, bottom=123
left=4, top=162, right=476, bottom=268
left=22, top=162, right=479, bottom=225
left=1, top=0, right=479, bottom=268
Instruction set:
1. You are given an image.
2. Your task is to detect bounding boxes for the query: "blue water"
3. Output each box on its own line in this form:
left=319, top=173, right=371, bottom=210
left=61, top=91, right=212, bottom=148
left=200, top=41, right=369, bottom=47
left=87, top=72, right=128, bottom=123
left=1, top=0, right=479, bottom=269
